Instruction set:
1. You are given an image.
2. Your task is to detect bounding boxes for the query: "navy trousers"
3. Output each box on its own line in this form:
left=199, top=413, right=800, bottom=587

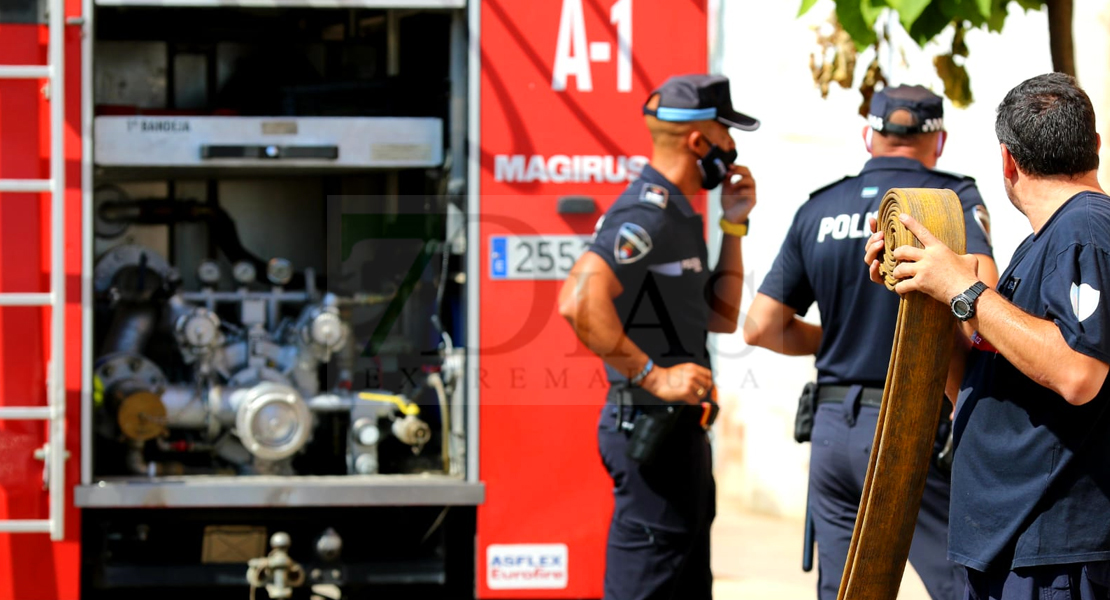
left=597, top=402, right=715, bottom=600
left=964, top=562, right=1110, bottom=599
left=810, top=401, right=964, bottom=600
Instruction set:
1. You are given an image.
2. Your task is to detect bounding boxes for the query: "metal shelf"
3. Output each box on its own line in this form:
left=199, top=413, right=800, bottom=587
left=94, top=116, right=444, bottom=170
left=99, top=560, right=446, bottom=587
left=94, top=0, right=464, bottom=7
left=76, top=474, right=484, bottom=508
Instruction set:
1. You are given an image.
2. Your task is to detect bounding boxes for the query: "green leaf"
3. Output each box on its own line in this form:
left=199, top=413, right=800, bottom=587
left=1013, top=0, right=1045, bottom=11
left=837, top=0, right=878, bottom=50
left=973, top=0, right=992, bottom=18
left=888, top=0, right=932, bottom=31
left=940, top=0, right=987, bottom=27
left=986, top=0, right=1007, bottom=31
left=939, top=0, right=963, bottom=16
left=907, top=1, right=952, bottom=46
left=861, top=0, right=885, bottom=29
left=797, top=0, right=820, bottom=17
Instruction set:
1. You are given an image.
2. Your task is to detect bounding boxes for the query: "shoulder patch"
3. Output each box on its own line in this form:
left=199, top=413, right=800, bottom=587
left=973, top=204, right=992, bottom=246
left=614, top=222, right=653, bottom=264
left=639, top=183, right=669, bottom=209
left=1071, top=282, right=1101, bottom=322
left=807, top=175, right=855, bottom=199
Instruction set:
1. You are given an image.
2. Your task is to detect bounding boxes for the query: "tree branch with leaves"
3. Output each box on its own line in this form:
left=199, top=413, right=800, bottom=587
left=800, top=0, right=1072, bottom=112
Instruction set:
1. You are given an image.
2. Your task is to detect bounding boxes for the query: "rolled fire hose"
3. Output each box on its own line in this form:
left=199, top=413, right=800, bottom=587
left=837, top=188, right=966, bottom=600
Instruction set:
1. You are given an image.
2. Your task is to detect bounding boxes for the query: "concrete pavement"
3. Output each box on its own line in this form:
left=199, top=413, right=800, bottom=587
left=710, top=506, right=933, bottom=599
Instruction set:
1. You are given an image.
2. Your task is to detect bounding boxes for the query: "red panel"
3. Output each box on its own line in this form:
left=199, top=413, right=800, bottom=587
left=476, top=0, right=706, bottom=597
left=0, top=18, right=83, bottom=600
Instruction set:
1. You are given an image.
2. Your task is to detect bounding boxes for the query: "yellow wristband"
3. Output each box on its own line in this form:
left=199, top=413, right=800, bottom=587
left=719, top=217, right=749, bottom=237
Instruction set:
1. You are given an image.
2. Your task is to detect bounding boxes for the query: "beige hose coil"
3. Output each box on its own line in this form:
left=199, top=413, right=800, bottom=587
left=838, top=188, right=966, bottom=600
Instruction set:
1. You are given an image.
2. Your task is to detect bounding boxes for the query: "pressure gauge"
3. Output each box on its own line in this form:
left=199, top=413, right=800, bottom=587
left=267, top=258, right=294, bottom=286
left=175, top=308, right=221, bottom=349
left=232, top=261, right=256, bottom=285
left=197, top=260, right=221, bottom=286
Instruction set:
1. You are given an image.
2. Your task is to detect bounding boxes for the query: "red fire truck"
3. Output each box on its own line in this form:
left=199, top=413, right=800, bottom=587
left=0, top=0, right=709, bottom=597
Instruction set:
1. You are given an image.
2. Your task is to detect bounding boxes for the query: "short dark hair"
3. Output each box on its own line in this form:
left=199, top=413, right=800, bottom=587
left=995, top=72, right=1099, bottom=177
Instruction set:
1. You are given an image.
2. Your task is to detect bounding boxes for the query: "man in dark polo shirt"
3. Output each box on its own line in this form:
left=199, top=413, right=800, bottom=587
left=866, top=72, right=1110, bottom=598
left=559, top=74, right=758, bottom=600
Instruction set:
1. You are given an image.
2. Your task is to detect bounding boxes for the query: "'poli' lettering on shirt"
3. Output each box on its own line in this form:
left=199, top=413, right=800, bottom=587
left=817, top=211, right=879, bottom=243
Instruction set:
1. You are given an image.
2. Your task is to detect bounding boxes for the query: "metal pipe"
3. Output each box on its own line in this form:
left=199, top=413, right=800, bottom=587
left=48, top=0, right=67, bottom=542
left=0, top=520, right=52, bottom=533
left=304, top=267, right=316, bottom=298
left=161, top=386, right=208, bottom=429
left=0, top=179, right=52, bottom=193
left=126, top=442, right=157, bottom=477
left=180, top=290, right=311, bottom=304
left=449, top=10, right=467, bottom=195
left=0, top=65, right=51, bottom=79
left=0, top=407, right=53, bottom=420
left=99, top=304, right=159, bottom=356
left=305, top=393, right=354, bottom=413
left=387, top=10, right=401, bottom=77
left=465, top=0, right=481, bottom=484
left=0, top=293, right=52, bottom=306
left=449, top=351, right=466, bottom=477
left=427, top=372, right=451, bottom=474
left=81, top=0, right=96, bottom=488
left=162, top=294, right=195, bottom=332
left=336, top=306, right=356, bottom=389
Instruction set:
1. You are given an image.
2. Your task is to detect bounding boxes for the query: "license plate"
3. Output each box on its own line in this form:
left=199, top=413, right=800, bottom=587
left=490, top=235, right=591, bottom=280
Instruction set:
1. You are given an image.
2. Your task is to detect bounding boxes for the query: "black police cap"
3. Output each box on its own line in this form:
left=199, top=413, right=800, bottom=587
left=642, top=74, right=760, bottom=131
left=868, top=85, right=945, bottom=135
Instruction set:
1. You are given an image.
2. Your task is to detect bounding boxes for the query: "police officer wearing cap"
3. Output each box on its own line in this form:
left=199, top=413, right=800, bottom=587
left=744, top=85, right=999, bottom=600
left=558, top=74, right=759, bottom=600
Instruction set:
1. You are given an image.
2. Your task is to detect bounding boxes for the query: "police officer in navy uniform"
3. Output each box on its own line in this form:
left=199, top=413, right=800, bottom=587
left=558, top=74, right=759, bottom=600
left=866, top=72, right=1110, bottom=600
left=744, top=85, right=999, bottom=600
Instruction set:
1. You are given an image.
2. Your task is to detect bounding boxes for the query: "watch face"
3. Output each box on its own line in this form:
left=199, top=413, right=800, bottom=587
left=953, top=297, right=972, bottom=318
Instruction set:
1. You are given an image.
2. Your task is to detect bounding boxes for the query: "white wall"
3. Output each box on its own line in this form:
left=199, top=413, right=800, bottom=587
left=711, top=0, right=1110, bottom=519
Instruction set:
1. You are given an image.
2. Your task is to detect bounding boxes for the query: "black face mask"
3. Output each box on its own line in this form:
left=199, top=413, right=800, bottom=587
left=695, top=144, right=738, bottom=190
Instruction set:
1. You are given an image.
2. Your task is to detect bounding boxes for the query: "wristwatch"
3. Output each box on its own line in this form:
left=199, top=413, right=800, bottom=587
left=950, top=281, right=988, bottom=321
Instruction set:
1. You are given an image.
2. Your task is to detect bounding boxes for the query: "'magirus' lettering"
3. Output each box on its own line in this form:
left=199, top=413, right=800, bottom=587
left=494, top=154, right=648, bottom=184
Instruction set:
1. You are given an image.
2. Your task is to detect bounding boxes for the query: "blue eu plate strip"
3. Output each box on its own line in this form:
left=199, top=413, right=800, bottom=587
left=491, top=237, right=507, bottom=279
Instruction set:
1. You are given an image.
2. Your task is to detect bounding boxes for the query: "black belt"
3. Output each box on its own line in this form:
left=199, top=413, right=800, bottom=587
left=606, top=386, right=719, bottom=429
left=817, top=385, right=883, bottom=408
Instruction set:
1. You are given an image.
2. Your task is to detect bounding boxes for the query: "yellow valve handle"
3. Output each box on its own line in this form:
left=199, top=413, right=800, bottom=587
left=358, top=392, right=420, bottom=416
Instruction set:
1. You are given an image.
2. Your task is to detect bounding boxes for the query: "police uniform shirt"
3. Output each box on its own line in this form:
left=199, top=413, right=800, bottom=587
left=950, top=191, right=1110, bottom=572
left=588, top=164, right=712, bottom=382
left=758, top=156, right=994, bottom=385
